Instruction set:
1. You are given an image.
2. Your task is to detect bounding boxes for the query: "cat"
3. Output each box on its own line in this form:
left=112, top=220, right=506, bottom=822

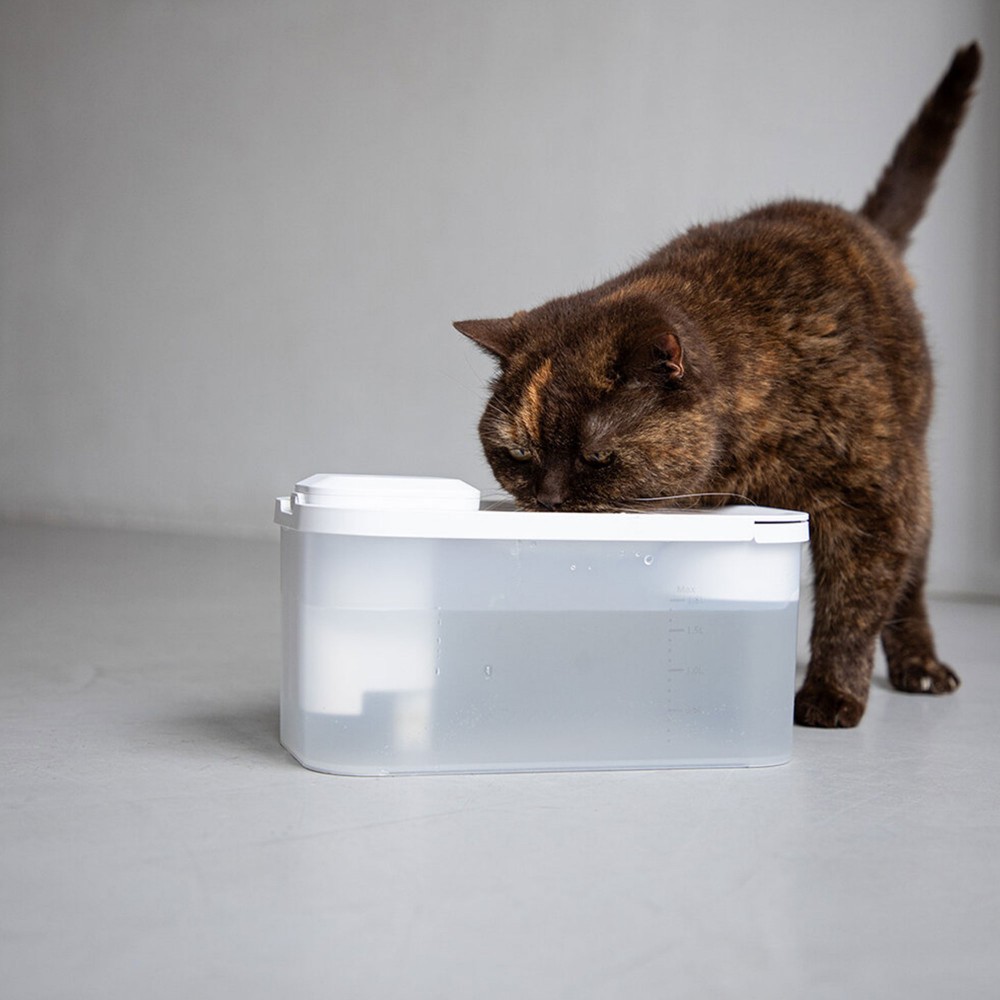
left=454, top=43, right=982, bottom=728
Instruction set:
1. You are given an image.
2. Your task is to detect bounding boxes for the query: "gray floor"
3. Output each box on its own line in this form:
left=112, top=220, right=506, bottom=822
left=2, top=522, right=998, bottom=1000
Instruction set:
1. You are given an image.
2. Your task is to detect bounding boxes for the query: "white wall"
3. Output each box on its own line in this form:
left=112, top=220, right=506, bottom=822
left=1, top=0, right=997, bottom=594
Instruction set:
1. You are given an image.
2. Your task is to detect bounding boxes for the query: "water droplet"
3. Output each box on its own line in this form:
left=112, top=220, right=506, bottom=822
left=569, top=564, right=577, bottom=572
left=644, top=554, right=654, bottom=566
left=484, top=664, right=493, bottom=679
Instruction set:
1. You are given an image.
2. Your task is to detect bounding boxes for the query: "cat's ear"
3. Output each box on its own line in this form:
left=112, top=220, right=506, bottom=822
left=613, top=308, right=685, bottom=383
left=453, top=317, right=520, bottom=361
left=651, top=330, right=684, bottom=381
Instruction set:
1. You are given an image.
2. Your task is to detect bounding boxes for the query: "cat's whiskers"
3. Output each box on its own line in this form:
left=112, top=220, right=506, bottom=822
left=476, top=487, right=517, bottom=512
left=623, top=491, right=761, bottom=509
left=483, top=395, right=523, bottom=426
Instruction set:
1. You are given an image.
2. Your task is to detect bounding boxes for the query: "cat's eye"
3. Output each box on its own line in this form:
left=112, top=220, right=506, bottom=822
left=584, top=450, right=614, bottom=466
left=507, top=445, right=533, bottom=462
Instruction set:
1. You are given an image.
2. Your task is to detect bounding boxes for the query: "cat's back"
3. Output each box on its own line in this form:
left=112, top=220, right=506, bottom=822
left=647, top=198, right=909, bottom=312
left=639, top=198, right=927, bottom=376
left=631, top=198, right=933, bottom=441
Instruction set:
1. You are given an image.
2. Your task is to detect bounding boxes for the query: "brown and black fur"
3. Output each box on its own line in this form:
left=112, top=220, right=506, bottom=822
left=454, top=44, right=982, bottom=728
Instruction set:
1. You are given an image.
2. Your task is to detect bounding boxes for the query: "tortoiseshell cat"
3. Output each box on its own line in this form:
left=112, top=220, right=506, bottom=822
left=455, top=44, right=982, bottom=728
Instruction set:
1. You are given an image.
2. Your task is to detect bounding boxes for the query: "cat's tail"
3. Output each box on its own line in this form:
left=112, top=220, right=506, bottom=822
left=860, top=42, right=981, bottom=251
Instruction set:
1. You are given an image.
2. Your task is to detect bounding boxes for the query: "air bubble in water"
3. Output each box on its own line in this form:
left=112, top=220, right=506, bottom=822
left=644, top=554, right=654, bottom=566
left=484, top=664, right=493, bottom=679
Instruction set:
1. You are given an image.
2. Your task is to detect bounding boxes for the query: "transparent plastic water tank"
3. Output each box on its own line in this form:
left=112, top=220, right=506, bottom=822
left=275, top=474, right=808, bottom=775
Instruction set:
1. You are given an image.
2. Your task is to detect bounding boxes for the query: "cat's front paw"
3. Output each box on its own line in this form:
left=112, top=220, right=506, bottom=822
left=794, top=682, right=866, bottom=728
left=888, top=656, right=960, bottom=694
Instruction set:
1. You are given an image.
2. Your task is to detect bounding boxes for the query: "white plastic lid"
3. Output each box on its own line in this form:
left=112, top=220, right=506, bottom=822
left=293, top=473, right=481, bottom=512
left=277, top=474, right=808, bottom=544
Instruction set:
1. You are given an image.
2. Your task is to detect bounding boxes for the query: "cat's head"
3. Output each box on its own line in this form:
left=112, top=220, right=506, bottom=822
left=455, top=293, right=720, bottom=511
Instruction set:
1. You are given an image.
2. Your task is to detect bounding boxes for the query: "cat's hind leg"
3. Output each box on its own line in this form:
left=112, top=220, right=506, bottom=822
left=881, top=543, right=959, bottom=694
left=794, top=504, right=909, bottom=728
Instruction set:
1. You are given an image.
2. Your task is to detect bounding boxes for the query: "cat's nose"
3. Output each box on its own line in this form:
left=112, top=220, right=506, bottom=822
left=535, top=472, right=568, bottom=510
